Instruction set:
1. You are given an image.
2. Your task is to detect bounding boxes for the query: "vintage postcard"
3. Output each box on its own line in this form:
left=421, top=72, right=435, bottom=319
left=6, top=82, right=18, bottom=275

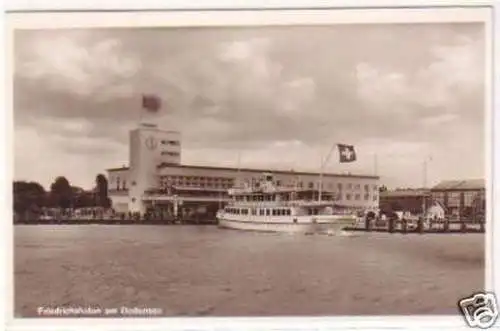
left=4, top=4, right=496, bottom=331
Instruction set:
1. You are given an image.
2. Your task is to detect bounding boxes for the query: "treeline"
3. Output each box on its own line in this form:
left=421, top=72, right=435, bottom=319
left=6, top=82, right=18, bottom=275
left=13, top=174, right=111, bottom=216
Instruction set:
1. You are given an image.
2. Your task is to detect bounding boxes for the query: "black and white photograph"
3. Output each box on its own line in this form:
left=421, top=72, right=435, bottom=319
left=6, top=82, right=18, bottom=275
left=6, top=5, right=497, bottom=330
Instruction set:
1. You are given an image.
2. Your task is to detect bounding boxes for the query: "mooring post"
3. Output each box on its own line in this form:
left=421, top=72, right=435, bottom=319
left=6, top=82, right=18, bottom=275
left=365, top=215, right=371, bottom=231
left=443, top=218, right=449, bottom=232
left=418, top=217, right=424, bottom=234
left=388, top=217, right=394, bottom=233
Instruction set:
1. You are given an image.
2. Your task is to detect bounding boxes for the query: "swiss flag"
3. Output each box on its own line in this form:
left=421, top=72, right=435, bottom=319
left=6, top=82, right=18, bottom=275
left=337, top=144, right=356, bottom=163
left=142, top=94, right=161, bottom=112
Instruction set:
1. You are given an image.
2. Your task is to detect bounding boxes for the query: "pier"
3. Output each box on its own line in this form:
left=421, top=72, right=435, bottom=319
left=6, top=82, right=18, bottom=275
left=346, top=217, right=485, bottom=234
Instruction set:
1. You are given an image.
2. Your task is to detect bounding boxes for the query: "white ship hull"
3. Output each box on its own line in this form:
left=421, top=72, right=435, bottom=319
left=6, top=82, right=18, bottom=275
left=217, top=216, right=356, bottom=234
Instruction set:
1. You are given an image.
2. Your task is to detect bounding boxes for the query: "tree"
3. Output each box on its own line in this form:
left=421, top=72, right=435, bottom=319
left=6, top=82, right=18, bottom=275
left=71, top=186, right=95, bottom=208
left=379, top=185, right=388, bottom=193
left=13, top=181, right=46, bottom=215
left=95, top=174, right=110, bottom=208
left=49, top=176, right=73, bottom=209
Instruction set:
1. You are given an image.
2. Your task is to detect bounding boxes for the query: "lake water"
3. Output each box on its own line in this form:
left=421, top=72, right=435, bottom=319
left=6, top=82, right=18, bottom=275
left=14, top=225, right=484, bottom=317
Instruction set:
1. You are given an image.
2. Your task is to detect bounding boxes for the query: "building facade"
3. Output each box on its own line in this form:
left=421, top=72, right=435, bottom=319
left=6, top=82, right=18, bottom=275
left=107, top=123, right=380, bottom=217
left=379, top=189, right=432, bottom=215
left=430, top=179, right=485, bottom=218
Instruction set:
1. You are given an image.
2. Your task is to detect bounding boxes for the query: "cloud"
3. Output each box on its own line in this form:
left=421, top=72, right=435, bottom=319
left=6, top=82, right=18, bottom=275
left=355, top=34, right=484, bottom=118
left=12, top=24, right=486, bottom=189
left=420, top=113, right=458, bottom=126
left=16, top=30, right=141, bottom=99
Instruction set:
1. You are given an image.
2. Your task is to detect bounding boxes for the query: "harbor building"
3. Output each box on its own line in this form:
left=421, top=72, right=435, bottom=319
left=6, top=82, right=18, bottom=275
left=430, top=179, right=485, bottom=218
left=106, top=122, right=380, bottom=218
left=379, top=189, right=431, bottom=215
left=378, top=179, right=485, bottom=219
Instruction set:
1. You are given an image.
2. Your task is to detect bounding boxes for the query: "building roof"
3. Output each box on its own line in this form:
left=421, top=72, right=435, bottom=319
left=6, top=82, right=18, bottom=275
left=431, top=179, right=485, bottom=191
left=380, top=189, right=431, bottom=198
left=107, top=163, right=379, bottom=179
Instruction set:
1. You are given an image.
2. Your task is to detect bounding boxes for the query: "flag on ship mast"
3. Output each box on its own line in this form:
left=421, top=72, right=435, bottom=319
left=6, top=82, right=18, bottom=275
left=337, top=144, right=356, bottom=163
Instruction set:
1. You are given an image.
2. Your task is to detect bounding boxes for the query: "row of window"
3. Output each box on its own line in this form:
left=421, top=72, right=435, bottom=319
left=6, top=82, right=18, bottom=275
left=162, top=175, right=233, bottom=182
left=345, top=193, right=378, bottom=201
left=109, top=180, right=379, bottom=201
left=160, top=140, right=180, bottom=146
left=432, top=191, right=485, bottom=208
left=109, top=174, right=378, bottom=197
left=225, top=207, right=292, bottom=216
left=160, top=176, right=234, bottom=188
left=162, top=182, right=233, bottom=189
left=158, top=176, right=376, bottom=192
left=288, top=182, right=376, bottom=191
left=231, top=193, right=377, bottom=202
left=161, top=151, right=180, bottom=157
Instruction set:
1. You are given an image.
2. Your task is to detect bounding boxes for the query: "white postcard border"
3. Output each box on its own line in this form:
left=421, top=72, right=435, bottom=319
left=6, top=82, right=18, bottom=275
left=2, top=3, right=497, bottom=331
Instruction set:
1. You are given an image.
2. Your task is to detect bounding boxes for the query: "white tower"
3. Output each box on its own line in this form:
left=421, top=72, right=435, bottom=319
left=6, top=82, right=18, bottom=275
left=127, top=95, right=181, bottom=215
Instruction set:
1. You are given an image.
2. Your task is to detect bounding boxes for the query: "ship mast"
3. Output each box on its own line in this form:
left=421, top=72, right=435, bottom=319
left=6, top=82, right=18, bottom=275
left=318, top=143, right=337, bottom=202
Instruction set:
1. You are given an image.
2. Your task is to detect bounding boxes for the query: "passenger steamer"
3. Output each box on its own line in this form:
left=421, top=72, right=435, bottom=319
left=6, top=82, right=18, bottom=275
left=216, top=173, right=358, bottom=234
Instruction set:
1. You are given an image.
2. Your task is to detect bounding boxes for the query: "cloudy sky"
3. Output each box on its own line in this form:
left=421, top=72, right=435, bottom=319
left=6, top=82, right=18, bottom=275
left=13, top=23, right=486, bottom=190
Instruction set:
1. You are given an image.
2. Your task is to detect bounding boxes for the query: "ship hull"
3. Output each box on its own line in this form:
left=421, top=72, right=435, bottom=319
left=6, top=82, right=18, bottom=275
left=217, top=217, right=356, bottom=234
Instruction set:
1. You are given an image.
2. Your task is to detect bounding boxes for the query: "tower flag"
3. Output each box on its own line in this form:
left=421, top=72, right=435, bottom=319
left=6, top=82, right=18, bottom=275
left=142, top=94, right=161, bottom=112
left=337, top=144, right=356, bottom=163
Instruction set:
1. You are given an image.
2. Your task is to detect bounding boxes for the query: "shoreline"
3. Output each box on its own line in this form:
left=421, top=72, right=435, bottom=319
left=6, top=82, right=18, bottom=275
left=13, top=220, right=486, bottom=234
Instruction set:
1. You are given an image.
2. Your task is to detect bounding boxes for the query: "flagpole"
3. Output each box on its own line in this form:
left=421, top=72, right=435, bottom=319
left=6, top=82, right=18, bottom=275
left=236, top=150, right=241, bottom=188
left=139, top=95, right=144, bottom=127
left=421, top=155, right=432, bottom=217
left=318, top=155, right=324, bottom=202
left=318, top=143, right=337, bottom=202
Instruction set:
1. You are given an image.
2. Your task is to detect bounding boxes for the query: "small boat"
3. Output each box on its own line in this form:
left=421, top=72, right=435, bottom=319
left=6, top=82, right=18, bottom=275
left=216, top=173, right=358, bottom=234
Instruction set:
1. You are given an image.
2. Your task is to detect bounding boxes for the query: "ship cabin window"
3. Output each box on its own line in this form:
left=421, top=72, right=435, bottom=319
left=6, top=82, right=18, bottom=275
left=308, top=208, right=318, bottom=215
left=272, top=209, right=291, bottom=216
left=242, top=209, right=249, bottom=215
left=259, top=209, right=264, bottom=216
left=251, top=209, right=257, bottom=215
left=266, top=209, right=271, bottom=216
